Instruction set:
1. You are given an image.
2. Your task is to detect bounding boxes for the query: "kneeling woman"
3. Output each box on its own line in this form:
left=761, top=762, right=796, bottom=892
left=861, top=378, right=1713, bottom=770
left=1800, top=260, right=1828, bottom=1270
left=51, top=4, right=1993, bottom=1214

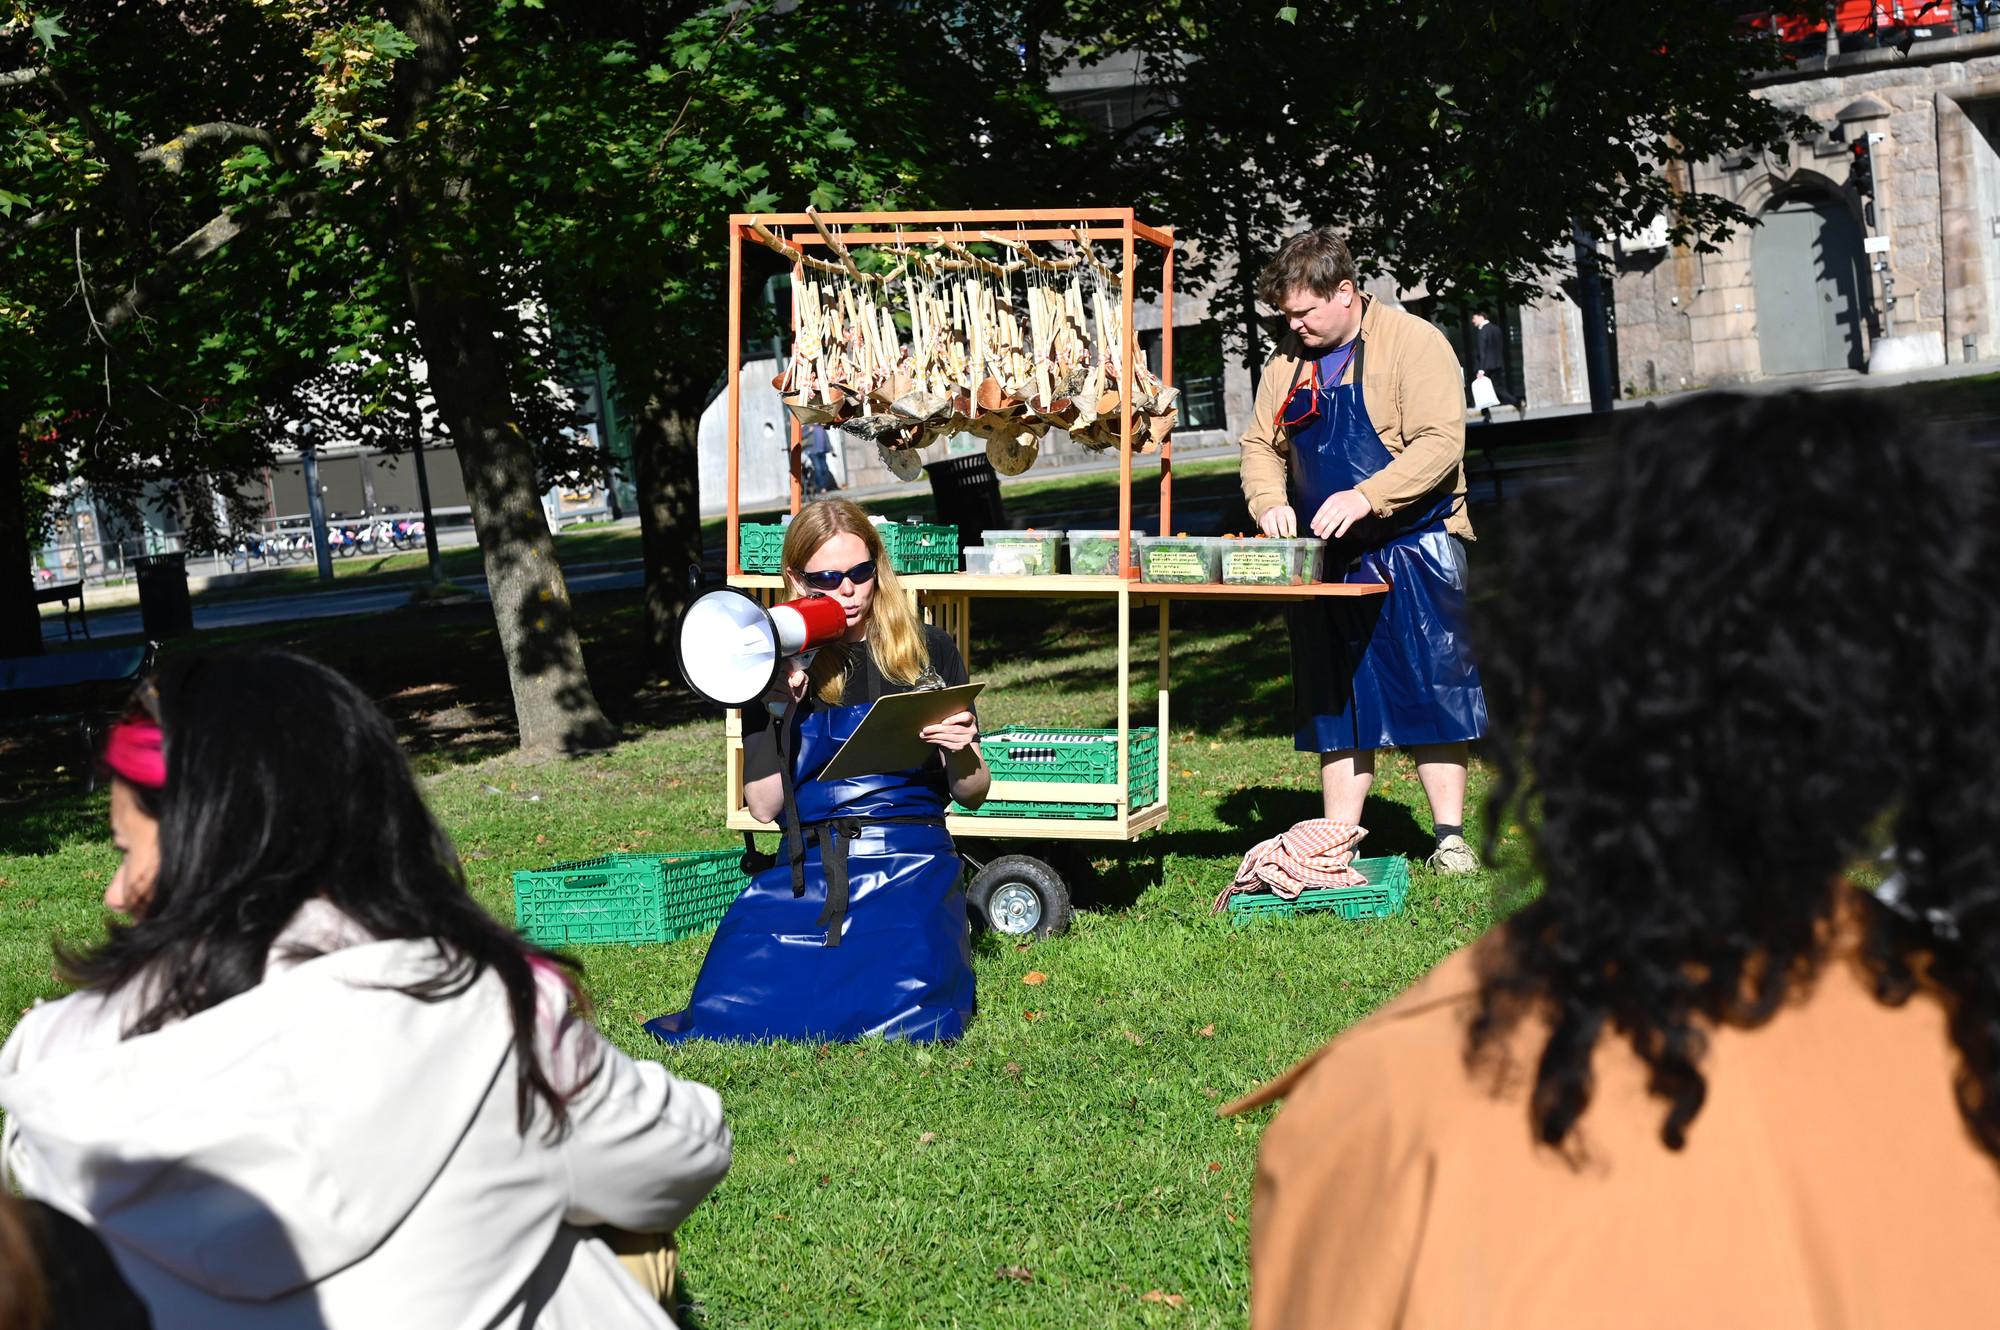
left=648, top=499, right=988, bottom=1044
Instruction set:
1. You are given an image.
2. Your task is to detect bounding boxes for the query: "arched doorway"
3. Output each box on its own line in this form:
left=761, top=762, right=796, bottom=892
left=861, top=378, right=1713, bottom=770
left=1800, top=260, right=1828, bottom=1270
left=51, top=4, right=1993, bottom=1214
left=1752, top=193, right=1869, bottom=376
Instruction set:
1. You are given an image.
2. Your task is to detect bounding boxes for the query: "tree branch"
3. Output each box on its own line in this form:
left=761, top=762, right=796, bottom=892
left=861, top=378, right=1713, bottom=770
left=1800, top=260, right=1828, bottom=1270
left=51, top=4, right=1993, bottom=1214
left=100, top=192, right=323, bottom=332
left=0, top=68, right=42, bottom=89
left=40, top=71, right=146, bottom=237
left=135, top=122, right=281, bottom=175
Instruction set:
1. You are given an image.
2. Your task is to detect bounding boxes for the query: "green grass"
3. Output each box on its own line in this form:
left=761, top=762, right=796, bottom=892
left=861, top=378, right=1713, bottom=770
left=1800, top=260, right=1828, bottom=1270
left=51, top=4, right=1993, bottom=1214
left=0, top=550, right=1526, bottom=1329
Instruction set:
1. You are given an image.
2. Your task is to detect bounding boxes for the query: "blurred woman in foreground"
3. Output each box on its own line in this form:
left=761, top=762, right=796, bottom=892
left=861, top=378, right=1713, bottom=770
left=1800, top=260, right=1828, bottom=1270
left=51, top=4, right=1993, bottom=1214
left=1237, top=393, right=2000, bottom=1327
left=0, top=652, right=730, bottom=1329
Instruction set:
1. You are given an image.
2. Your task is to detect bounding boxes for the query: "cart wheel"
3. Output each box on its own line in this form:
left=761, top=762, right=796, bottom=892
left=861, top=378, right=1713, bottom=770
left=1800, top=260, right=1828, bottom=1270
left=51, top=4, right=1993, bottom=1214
left=967, top=855, right=1072, bottom=940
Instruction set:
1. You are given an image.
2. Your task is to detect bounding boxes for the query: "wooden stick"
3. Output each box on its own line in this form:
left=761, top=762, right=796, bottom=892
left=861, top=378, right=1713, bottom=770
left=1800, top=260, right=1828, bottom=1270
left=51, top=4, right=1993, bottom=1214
left=806, top=205, right=867, bottom=283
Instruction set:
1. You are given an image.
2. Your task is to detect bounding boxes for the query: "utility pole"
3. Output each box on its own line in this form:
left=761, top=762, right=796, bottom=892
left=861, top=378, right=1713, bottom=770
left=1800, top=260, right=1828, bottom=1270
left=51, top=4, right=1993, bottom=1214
left=1572, top=219, right=1615, bottom=413
left=402, top=354, right=445, bottom=585
left=299, top=423, right=334, bottom=583
left=1825, top=2, right=1841, bottom=57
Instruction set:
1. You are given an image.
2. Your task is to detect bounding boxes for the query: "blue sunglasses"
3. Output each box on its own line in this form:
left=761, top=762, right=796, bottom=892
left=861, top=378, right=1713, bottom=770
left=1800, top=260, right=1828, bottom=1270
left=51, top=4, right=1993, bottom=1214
left=797, top=560, right=878, bottom=591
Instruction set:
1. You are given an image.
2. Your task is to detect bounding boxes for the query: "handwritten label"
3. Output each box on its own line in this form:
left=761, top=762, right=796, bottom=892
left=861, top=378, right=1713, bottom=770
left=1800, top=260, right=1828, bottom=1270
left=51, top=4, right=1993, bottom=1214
left=1224, top=549, right=1286, bottom=582
left=1147, top=550, right=1208, bottom=580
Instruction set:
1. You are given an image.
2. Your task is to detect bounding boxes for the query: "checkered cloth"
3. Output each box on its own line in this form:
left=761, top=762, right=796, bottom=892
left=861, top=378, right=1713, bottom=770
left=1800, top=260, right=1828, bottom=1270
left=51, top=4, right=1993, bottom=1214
left=1212, top=819, right=1368, bottom=914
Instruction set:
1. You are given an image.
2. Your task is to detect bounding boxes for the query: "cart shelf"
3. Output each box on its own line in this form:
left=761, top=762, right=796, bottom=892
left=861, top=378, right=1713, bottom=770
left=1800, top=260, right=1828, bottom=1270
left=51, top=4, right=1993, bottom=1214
left=727, top=573, right=1388, bottom=601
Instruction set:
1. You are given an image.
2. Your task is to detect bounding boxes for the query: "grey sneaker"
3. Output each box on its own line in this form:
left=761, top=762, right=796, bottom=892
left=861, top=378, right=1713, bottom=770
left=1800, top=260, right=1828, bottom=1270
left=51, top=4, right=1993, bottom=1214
left=1427, top=834, right=1481, bottom=876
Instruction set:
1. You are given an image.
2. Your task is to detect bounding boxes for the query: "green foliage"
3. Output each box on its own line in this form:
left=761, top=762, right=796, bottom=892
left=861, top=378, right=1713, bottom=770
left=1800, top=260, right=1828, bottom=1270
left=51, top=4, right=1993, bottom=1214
left=1049, top=0, right=1818, bottom=364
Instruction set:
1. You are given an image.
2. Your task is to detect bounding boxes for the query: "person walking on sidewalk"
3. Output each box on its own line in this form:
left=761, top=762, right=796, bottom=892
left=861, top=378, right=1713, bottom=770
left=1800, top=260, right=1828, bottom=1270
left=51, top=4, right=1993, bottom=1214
left=1239, top=229, right=1487, bottom=874
left=1471, top=311, right=1523, bottom=419
left=803, top=423, right=840, bottom=495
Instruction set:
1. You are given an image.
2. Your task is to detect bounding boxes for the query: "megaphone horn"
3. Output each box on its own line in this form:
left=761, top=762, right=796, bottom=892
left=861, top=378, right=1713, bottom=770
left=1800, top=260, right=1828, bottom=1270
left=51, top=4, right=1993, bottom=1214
left=677, top=587, right=849, bottom=707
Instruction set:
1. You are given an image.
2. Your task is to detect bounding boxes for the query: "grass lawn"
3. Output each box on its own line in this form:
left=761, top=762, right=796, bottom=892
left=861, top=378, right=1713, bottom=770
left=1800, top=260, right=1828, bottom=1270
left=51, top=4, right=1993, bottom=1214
left=0, top=545, right=1524, bottom=1329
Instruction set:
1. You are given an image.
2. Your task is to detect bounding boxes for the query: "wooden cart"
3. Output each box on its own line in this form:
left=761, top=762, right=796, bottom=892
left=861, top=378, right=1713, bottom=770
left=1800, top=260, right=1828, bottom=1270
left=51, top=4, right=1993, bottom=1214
left=717, top=208, right=1384, bottom=935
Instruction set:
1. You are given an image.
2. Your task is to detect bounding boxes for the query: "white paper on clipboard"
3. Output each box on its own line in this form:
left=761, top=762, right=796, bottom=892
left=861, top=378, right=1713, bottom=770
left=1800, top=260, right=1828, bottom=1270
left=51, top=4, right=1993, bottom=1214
left=815, top=683, right=985, bottom=782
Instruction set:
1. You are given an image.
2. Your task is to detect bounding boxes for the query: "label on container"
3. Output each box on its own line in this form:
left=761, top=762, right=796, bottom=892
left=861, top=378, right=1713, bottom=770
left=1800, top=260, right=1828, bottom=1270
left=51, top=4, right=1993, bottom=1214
left=1147, top=550, right=1207, bottom=580
left=1224, top=549, right=1286, bottom=581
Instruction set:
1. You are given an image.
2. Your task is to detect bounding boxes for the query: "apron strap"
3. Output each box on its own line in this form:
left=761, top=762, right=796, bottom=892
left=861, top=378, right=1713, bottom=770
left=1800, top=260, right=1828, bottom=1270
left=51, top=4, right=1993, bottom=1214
left=775, top=699, right=808, bottom=899
left=789, top=815, right=947, bottom=947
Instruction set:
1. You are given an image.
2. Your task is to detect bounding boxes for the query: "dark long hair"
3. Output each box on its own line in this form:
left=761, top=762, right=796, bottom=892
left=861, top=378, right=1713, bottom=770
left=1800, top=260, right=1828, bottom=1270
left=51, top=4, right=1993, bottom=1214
left=1471, top=392, right=2000, bottom=1156
left=66, top=651, right=589, bottom=1136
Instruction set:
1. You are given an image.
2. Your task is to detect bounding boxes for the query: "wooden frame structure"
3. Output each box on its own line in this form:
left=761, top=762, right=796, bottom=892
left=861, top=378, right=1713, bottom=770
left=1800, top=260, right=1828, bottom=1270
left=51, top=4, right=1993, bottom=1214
left=718, top=208, right=1385, bottom=842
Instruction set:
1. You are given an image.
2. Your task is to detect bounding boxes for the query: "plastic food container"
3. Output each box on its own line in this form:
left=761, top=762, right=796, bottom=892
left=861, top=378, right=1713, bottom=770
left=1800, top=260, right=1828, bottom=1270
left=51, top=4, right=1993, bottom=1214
left=1135, top=535, right=1221, bottom=584
left=1216, top=536, right=1328, bottom=585
left=1065, top=530, right=1131, bottom=577
left=981, top=529, right=1063, bottom=575
left=964, top=545, right=1041, bottom=576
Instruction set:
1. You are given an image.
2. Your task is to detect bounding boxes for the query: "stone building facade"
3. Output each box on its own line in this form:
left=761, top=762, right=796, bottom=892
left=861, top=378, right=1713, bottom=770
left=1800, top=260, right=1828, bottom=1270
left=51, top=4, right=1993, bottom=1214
left=1524, top=30, right=2000, bottom=405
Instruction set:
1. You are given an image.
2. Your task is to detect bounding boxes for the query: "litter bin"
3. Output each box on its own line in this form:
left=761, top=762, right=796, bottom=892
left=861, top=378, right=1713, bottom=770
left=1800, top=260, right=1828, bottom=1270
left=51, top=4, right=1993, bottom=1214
left=923, top=455, right=1007, bottom=567
left=132, top=553, right=194, bottom=640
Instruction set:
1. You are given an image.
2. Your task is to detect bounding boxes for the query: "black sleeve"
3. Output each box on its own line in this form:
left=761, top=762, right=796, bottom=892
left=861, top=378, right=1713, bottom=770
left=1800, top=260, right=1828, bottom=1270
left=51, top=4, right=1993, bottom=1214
left=925, top=626, right=970, bottom=687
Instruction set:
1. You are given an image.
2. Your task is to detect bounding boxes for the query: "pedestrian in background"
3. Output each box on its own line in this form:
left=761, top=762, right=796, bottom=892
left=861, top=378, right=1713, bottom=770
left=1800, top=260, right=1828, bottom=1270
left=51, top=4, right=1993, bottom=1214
left=1470, top=311, right=1522, bottom=420
left=804, top=423, right=840, bottom=494
left=1238, top=392, right=2000, bottom=1328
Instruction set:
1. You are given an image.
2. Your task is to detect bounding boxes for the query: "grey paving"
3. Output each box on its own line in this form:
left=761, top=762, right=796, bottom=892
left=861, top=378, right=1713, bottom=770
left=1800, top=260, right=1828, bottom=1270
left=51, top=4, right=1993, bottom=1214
left=46, top=564, right=643, bottom=643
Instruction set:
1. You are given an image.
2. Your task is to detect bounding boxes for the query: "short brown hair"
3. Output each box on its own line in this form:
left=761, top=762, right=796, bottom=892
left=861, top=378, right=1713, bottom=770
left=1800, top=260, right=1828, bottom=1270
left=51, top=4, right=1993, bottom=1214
left=1256, top=229, right=1357, bottom=308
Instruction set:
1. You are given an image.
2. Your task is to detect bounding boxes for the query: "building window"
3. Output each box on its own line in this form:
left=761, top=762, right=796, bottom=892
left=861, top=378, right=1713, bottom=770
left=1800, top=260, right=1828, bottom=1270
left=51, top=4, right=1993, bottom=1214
left=1139, top=321, right=1228, bottom=431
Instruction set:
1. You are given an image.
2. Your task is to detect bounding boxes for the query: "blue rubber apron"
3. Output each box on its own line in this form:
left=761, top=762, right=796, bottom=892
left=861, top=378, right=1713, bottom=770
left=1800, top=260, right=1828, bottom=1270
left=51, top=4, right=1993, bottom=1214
left=646, top=701, right=975, bottom=1044
left=1284, top=324, right=1488, bottom=753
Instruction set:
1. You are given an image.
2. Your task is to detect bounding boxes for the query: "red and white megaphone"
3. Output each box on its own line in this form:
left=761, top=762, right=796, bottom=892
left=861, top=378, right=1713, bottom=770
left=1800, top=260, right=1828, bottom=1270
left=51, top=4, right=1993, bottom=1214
left=677, top=587, right=849, bottom=707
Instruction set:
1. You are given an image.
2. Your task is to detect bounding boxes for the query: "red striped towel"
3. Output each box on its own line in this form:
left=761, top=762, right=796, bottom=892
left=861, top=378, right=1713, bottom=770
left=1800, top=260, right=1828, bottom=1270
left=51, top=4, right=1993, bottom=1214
left=1213, top=820, right=1368, bottom=913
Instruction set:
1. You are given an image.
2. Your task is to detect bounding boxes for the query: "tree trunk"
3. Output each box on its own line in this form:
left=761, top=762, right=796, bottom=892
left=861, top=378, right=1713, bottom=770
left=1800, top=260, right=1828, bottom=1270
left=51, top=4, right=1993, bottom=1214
left=402, top=272, right=617, bottom=754
left=626, top=365, right=708, bottom=683
left=392, top=0, right=615, bottom=755
left=0, top=424, right=43, bottom=660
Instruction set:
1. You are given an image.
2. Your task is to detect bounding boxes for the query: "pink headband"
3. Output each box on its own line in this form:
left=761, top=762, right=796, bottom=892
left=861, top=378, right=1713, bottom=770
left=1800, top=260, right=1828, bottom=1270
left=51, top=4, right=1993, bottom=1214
left=103, top=719, right=166, bottom=789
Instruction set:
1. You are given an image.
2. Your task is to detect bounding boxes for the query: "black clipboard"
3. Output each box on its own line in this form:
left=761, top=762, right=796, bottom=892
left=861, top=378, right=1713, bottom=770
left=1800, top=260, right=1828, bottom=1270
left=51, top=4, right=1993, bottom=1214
left=816, top=683, right=985, bottom=781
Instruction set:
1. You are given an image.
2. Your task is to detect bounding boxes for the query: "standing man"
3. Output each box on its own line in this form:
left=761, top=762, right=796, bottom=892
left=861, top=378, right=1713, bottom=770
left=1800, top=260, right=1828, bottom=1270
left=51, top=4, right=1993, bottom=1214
left=1471, top=310, right=1523, bottom=418
left=803, top=423, right=840, bottom=494
left=1239, top=229, right=1487, bottom=874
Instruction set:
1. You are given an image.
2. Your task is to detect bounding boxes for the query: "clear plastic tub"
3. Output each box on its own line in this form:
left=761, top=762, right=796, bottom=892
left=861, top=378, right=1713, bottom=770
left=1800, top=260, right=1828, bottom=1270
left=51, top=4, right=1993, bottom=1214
left=964, top=545, right=1041, bottom=576
left=981, top=529, right=1063, bottom=575
left=1135, top=535, right=1221, bottom=584
left=1217, top=536, right=1327, bottom=585
left=1064, top=529, right=1131, bottom=577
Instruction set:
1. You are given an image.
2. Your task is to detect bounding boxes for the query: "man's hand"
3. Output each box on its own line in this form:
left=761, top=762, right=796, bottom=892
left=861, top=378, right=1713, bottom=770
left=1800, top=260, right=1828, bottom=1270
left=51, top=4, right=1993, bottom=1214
left=1259, top=504, right=1298, bottom=538
left=1311, top=490, right=1374, bottom=540
left=921, top=710, right=980, bottom=753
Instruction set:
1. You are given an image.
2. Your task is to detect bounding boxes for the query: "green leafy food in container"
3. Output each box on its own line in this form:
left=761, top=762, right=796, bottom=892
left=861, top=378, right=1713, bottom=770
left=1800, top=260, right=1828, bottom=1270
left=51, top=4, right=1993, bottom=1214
left=1136, top=536, right=1217, bottom=584
left=1220, top=538, right=1295, bottom=585
left=1066, top=530, right=1125, bottom=576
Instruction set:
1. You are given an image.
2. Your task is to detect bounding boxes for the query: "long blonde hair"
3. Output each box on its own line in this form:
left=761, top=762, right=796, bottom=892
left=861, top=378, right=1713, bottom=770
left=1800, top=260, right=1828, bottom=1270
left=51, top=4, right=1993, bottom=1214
left=782, top=498, right=929, bottom=704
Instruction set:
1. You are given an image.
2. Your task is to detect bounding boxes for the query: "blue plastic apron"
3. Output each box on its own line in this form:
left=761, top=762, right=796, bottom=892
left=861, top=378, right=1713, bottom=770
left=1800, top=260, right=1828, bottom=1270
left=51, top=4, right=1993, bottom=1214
left=646, top=701, right=975, bottom=1044
left=1284, top=325, right=1488, bottom=753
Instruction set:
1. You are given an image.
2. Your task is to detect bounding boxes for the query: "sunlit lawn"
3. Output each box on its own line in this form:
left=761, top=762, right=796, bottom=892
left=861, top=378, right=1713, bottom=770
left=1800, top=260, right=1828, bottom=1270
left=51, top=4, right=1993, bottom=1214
left=0, top=568, right=1527, bottom=1329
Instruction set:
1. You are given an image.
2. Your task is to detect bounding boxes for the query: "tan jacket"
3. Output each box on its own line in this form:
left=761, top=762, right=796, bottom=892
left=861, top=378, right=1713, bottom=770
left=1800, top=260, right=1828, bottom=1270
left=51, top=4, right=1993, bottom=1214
left=1237, top=900, right=2000, bottom=1329
left=1238, top=298, right=1474, bottom=540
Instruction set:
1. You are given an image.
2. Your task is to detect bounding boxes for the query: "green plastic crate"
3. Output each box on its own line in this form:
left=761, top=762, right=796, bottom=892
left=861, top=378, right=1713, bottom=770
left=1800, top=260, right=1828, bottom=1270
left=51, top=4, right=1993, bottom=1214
left=737, top=521, right=960, bottom=575
left=879, top=522, right=960, bottom=573
left=952, top=727, right=1159, bottom=819
left=1225, top=855, right=1411, bottom=924
left=739, top=523, right=788, bottom=574
left=513, top=850, right=752, bottom=946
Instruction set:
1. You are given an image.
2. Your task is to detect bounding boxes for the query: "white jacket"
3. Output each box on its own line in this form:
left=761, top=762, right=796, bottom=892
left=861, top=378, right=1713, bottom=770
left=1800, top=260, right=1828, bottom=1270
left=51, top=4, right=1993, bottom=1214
left=0, top=902, right=731, bottom=1329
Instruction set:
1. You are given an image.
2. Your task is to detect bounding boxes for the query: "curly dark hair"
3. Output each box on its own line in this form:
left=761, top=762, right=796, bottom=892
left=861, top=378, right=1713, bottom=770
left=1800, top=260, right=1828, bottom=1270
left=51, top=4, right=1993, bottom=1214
left=1471, top=391, right=2000, bottom=1157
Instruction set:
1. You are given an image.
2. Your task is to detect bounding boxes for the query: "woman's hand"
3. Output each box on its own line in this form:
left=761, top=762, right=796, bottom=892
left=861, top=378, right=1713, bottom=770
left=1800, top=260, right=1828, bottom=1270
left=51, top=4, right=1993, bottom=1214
left=921, top=710, right=979, bottom=753
left=762, top=657, right=810, bottom=709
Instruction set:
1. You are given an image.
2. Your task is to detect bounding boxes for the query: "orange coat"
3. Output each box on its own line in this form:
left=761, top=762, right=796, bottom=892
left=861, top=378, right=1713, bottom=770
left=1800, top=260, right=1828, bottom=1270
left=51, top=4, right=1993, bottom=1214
left=1238, top=913, right=2000, bottom=1328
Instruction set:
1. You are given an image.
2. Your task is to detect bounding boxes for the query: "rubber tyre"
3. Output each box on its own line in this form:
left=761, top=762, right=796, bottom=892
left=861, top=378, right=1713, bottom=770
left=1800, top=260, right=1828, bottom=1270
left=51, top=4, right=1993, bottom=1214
left=966, top=855, right=1072, bottom=940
